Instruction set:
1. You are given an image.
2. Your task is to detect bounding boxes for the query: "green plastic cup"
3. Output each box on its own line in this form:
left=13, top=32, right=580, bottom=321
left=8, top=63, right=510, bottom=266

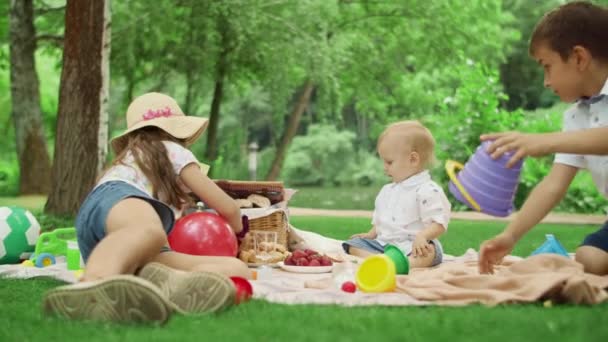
left=384, top=244, right=409, bottom=274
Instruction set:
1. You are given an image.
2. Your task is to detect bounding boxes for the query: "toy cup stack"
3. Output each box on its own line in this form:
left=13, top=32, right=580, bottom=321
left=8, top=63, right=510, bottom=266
left=355, top=244, right=409, bottom=293
left=445, top=140, right=523, bottom=217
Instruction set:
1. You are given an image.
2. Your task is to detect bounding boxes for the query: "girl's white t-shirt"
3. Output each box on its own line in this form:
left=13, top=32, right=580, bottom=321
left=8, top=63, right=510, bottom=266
left=97, top=141, right=199, bottom=211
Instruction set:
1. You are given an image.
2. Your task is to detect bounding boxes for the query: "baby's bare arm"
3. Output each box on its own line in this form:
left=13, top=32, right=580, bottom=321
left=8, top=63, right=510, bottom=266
left=418, top=222, right=445, bottom=241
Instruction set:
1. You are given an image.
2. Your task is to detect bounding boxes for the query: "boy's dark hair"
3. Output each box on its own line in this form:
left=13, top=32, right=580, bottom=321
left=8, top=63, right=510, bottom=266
left=529, top=1, right=608, bottom=62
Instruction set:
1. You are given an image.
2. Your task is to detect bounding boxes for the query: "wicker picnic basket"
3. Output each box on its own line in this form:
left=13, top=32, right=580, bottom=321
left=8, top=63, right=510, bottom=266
left=214, top=180, right=290, bottom=260
left=214, top=180, right=284, bottom=204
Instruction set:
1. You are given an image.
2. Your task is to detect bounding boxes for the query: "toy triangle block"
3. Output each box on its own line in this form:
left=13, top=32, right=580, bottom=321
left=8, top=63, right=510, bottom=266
left=530, top=234, right=569, bottom=257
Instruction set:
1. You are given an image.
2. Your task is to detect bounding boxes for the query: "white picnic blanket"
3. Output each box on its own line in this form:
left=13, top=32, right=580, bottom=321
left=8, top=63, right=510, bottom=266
left=0, top=256, right=80, bottom=283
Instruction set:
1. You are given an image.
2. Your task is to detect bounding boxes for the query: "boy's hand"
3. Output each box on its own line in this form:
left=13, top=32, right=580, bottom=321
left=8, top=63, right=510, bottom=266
left=478, top=232, right=516, bottom=274
left=412, top=234, right=432, bottom=257
left=480, top=132, right=553, bottom=168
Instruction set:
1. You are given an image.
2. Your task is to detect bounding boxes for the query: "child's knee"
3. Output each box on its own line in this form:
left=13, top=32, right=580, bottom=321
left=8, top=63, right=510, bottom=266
left=575, top=246, right=608, bottom=275
left=134, top=225, right=167, bottom=250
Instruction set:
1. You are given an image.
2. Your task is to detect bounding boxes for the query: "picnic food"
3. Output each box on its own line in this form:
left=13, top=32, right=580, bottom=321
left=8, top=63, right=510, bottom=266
left=235, top=199, right=253, bottom=208
left=283, top=249, right=333, bottom=267
left=238, top=241, right=289, bottom=264
left=247, top=194, right=271, bottom=208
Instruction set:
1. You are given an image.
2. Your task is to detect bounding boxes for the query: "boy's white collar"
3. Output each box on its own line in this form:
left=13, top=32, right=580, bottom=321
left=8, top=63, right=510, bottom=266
left=600, top=77, right=608, bottom=96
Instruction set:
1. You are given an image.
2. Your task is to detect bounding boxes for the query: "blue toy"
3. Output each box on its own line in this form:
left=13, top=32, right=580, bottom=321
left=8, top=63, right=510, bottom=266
left=530, top=234, right=569, bottom=257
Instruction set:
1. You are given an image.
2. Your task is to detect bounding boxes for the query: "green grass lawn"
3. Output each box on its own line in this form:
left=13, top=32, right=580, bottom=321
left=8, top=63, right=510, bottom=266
left=1, top=216, right=606, bottom=342
left=288, top=186, right=381, bottom=210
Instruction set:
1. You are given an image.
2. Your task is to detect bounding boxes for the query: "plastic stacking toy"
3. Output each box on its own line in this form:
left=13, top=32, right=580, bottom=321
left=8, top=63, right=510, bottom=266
left=356, top=254, right=397, bottom=293
left=383, top=244, right=410, bottom=275
left=446, top=140, right=523, bottom=217
left=355, top=245, right=410, bottom=293
left=530, top=234, right=569, bottom=257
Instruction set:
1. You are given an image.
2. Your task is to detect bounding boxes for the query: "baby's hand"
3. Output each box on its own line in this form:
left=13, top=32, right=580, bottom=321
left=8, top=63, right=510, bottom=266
left=350, top=232, right=373, bottom=239
left=412, top=234, right=432, bottom=258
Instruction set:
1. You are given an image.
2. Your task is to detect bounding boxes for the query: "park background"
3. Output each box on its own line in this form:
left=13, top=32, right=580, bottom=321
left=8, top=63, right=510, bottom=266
left=1, top=1, right=608, bottom=341
left=2, top=0, right=608, bottom=221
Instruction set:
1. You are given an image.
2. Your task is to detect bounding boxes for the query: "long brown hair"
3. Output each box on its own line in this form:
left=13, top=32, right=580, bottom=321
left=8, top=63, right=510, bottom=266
left=111, top=127, right=192, bottom=209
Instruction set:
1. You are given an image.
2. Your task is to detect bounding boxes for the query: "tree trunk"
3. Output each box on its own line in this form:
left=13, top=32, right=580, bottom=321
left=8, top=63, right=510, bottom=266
left=9, top=0, right=52, bottom=194
left=265, top=80, right=315, bottom=181
left=204, top=37, right=229, bottom=164
left=204, top=70, right=225, bottom=164
left=45, top=0, right=111, bottom=216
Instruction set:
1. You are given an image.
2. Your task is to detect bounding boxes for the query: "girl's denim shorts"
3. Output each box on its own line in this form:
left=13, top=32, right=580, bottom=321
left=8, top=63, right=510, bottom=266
left=75, top=181, right=175, bottom=263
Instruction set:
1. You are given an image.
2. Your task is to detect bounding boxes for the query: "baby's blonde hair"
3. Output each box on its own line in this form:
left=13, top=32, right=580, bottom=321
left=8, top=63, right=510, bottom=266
left=377, top=120, right=436, bottom=168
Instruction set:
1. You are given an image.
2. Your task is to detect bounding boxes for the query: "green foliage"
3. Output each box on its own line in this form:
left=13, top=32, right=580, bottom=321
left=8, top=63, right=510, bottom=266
left=499, top=0, right=560, bottom=110
left=281, top=124, right=357, bottom=186
left=34, top=211, right=74, bottom=232
left=429, top=62, right=525, bottom=183
left=2, top=0, right=606, bottom=214
left=336, top=150, right=387, bottom=187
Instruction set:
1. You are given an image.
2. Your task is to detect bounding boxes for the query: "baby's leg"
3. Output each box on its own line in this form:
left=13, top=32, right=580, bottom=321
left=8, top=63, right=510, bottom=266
left=575, top=246, right=608, bottom=275
left=348, top=247, right=375, bottom=258
left=152, top=251, right=251, bottom=279
left=409, top=243, right=436, bottom=268
left=83, top=198, right=168, bottom=282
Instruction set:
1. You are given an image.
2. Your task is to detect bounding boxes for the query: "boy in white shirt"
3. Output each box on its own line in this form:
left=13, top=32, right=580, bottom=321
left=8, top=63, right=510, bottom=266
left=343, top=121, right=451, bottom=268
left=478, top=1, right=608, bottom=275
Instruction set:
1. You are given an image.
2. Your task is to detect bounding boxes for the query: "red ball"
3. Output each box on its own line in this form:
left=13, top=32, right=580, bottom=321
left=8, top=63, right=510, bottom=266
left=341, top=281, right=357, bottom=293
left=230, top=276, right=253, bottom=304
left=168, top=211, right=238, bottom=257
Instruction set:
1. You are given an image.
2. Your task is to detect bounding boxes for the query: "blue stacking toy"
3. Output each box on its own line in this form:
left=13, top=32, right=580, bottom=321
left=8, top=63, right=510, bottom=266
left=530, top=234, right=569, bottom=257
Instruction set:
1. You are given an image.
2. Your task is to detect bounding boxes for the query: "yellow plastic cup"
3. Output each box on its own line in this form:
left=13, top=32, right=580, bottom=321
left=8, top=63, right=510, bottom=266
left=355, top=254, right=396, bottom=293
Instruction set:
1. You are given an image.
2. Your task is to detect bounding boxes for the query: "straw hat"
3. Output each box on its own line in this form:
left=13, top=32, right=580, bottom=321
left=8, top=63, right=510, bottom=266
left=111, top=92, right=209, bottom=151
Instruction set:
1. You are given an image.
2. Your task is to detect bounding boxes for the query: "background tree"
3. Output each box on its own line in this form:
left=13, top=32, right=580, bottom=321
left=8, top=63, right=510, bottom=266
left=45, top=0, right=110, bottom=215
left=8, top=0, right=53, bottom=194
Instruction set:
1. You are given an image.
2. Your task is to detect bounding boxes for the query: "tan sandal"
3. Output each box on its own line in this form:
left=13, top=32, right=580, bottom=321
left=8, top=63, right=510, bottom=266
left=137, top=262, right=236, bottom=314
left=42, top=275, right=172, bottom=324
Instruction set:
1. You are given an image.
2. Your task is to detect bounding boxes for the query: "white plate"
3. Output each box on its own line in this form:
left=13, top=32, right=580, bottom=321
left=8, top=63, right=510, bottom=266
left=247, top=262, right=280, bottom=268
left=278, top=261, right=333, bottom=274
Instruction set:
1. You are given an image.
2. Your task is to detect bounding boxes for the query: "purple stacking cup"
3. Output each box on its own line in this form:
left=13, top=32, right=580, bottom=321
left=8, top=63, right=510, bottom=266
left=448, top=141, right=523, bottom=217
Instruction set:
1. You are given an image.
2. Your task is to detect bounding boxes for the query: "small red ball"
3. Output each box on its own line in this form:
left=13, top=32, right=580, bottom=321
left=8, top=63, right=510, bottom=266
left=341, top=281, right=357, bottom=293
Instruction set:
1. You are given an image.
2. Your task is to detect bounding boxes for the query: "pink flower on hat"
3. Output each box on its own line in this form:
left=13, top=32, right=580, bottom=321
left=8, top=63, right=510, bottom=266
left=143, top=106, right=173, bottom=121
